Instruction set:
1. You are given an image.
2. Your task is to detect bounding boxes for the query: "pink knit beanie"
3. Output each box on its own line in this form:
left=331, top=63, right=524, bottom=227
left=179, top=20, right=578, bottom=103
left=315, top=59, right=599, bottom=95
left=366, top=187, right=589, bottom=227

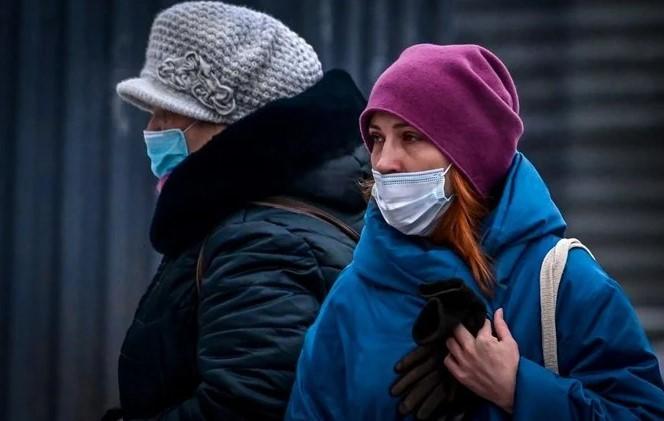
left=360, top=44, right=524, bottom=198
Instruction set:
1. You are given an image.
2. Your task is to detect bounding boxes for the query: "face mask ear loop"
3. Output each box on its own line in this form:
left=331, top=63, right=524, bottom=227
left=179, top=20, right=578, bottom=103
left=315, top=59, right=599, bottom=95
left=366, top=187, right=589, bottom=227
left=442, top=164, right=455, bottom=201
left=180, top=121, right=199, bottom=154
left=183, top=121, right=197, bottom=133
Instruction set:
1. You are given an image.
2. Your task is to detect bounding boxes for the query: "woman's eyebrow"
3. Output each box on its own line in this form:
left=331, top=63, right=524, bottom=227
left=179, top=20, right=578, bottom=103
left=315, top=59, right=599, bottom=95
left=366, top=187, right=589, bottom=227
left=369, top=123, right=415, bottom=130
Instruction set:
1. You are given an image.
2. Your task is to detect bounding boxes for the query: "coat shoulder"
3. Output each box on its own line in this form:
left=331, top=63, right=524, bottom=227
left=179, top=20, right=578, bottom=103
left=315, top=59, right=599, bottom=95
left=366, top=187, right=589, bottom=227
left=199, top=204, right=358, bottom=301
left=556, top=247, right=645, bottom=354
left=209, top=204, right=358, bottom=263
left=559, top=248, right=627, bottom=306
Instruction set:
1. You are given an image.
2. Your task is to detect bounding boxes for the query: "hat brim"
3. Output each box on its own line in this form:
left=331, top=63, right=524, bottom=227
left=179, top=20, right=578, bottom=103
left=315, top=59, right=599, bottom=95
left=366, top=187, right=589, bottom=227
left=116, top=76, right=223, bottom=123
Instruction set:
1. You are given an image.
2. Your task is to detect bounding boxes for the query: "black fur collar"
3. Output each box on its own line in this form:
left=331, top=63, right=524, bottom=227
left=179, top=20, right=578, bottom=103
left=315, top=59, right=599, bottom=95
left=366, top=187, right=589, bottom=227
left=151, top=70, right=368, bottom=256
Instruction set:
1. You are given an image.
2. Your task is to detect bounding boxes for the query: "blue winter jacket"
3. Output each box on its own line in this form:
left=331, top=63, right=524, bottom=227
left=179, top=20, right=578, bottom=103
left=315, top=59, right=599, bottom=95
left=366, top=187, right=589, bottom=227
left=286, top=153, right=664, bottom=420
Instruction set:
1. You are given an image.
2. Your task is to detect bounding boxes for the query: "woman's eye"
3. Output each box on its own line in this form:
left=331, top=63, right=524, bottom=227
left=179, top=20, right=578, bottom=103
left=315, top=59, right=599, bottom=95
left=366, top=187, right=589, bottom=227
left=403, top=132, right=422, bottom=143
left=369, top=133, right=384, bottom=144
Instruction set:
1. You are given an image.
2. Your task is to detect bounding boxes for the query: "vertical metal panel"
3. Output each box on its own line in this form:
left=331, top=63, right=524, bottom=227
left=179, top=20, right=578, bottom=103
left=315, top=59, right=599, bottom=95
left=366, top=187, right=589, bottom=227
left=8, top=0, right=65, bottom=419
left=56, top=0, right=111, bottom=418
left=0, top=1, right=20, bottom=419
left=102, top=0, right=166, bottom=413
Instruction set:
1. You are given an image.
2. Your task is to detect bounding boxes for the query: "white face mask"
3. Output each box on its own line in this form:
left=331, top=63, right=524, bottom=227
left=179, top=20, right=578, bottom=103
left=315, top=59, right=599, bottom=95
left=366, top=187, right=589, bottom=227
left=371, top=165, right=454, bottom=236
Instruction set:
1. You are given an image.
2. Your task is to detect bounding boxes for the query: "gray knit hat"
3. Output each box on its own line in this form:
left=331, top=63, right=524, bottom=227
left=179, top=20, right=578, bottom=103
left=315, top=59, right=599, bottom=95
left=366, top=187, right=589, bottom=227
left=116, top=1, right=323, bottom=124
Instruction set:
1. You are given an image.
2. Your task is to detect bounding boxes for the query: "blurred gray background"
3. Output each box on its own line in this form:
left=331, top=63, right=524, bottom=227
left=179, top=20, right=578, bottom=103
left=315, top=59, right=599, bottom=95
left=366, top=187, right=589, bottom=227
left=1, top=0, right=663, bottom=420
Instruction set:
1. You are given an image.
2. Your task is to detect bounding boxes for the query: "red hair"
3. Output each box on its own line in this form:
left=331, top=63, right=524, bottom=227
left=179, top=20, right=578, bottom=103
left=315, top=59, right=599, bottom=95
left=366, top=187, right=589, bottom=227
left=430, top=168, right=494, bottom=296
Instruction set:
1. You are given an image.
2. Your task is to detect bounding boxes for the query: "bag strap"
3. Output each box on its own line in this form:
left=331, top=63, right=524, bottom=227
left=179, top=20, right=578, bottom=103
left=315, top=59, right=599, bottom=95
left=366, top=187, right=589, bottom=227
left=195, top=196, right=360, bottom=294
left=539, top=238, right=594, bottom=374
left=252, top=196, right=360, bottom=243
left=195, top=235, right=210, bottom=297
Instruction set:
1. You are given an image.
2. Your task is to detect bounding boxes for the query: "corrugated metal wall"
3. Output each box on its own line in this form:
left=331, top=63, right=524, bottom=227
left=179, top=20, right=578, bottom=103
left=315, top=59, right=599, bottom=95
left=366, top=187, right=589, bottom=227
left=453, top=0, right=664, bottom=308
left=1, top=1, right=662, bottom=420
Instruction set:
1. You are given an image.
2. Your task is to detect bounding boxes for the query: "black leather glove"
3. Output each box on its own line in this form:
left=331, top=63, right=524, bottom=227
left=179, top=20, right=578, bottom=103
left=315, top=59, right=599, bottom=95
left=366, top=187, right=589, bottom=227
left=390, top=280, right=486, bottom=420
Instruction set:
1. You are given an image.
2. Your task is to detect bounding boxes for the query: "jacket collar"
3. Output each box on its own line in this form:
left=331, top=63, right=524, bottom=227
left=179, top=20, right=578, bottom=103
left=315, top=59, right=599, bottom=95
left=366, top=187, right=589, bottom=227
left=353, top=202, right=489, bottom=308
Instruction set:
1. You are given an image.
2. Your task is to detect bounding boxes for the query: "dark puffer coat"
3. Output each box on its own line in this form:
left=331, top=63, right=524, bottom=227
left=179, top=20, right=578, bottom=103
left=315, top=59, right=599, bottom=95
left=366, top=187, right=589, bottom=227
left=115, top=70, right=369, bottom=420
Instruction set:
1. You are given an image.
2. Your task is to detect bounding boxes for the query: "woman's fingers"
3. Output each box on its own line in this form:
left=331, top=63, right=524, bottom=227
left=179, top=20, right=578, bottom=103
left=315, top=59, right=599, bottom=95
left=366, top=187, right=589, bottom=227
left=446, top=335, right=468, bottom=365
left=477, top=318, right=492, bottom=339
left=452, top=324, right=475, bottom=349
left=444, top=352, right=463, bottom=380
left=493, top=308, right=513, bottom=341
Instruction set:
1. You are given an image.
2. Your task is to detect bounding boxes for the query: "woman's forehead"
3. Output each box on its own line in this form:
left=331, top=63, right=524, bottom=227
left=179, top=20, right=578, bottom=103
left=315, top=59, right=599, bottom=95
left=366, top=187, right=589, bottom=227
left=369, top=111, right=413, bottom=128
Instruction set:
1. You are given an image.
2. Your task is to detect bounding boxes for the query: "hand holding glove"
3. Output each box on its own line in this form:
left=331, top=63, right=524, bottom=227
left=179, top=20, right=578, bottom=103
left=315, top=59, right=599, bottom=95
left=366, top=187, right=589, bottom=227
left=390, top=280, right=487, bottom=420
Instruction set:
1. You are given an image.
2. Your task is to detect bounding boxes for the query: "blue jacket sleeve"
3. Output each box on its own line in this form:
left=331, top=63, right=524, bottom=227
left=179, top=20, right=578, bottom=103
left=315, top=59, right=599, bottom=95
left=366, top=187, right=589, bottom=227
left=513, top=250, right=664, bottom=420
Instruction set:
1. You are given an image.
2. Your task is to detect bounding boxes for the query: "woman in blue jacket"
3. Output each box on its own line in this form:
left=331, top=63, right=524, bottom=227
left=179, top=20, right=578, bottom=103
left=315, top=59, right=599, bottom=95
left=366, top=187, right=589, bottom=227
left=286, top=43, right=664, bottom=420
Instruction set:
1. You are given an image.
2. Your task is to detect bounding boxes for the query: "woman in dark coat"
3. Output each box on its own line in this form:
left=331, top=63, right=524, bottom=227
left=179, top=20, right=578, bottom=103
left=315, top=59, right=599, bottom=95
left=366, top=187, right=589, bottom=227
left=105, top=2, right=368, bottom=420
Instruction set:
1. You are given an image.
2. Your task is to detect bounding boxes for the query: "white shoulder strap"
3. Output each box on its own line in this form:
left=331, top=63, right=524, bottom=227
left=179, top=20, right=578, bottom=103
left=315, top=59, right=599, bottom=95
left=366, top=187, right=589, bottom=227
left=540, top=238, right=594, bottom=374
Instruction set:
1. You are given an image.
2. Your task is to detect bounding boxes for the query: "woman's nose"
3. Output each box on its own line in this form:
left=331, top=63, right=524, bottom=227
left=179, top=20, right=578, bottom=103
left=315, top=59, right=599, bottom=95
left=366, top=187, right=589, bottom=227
left=372, top=141, right=405, bottom=174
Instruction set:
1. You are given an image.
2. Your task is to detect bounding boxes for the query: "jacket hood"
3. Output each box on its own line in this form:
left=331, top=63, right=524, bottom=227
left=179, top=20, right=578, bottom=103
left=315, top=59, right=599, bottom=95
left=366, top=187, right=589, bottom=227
left=480, top=153, right=567, bottom=285
left=150, top=70, right=369, bottom=256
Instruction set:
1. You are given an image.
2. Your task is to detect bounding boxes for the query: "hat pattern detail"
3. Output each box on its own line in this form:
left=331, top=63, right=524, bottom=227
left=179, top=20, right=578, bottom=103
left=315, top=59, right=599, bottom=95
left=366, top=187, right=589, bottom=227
left=157, top=51, right=236, bottom=116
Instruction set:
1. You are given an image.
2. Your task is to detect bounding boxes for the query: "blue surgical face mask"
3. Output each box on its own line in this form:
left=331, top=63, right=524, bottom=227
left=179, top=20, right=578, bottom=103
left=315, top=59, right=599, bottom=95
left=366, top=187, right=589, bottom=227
left=143, top=122, right=196, bottom=178
left=371, top=165, right=454, bottom=236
